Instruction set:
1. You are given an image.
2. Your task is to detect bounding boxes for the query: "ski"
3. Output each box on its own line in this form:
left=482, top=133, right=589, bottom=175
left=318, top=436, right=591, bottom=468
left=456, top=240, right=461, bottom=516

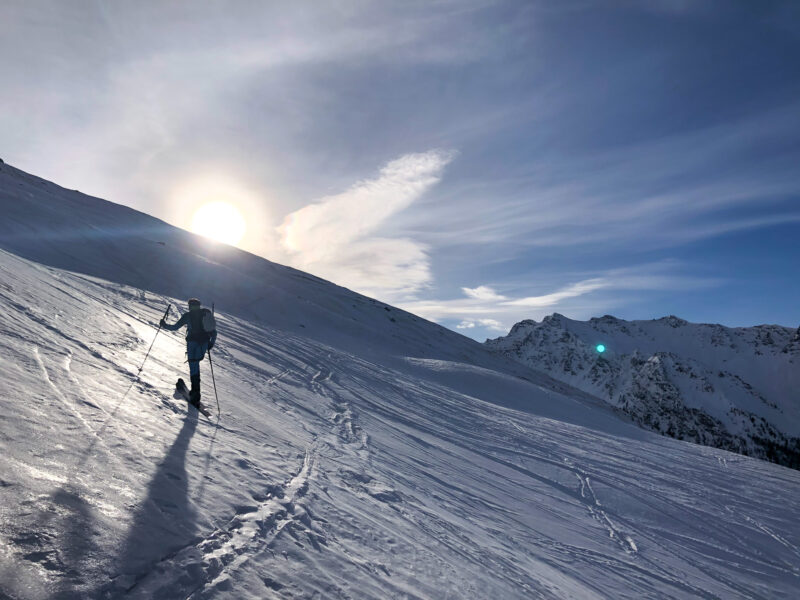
left=174, top=378, right=212, bottom=418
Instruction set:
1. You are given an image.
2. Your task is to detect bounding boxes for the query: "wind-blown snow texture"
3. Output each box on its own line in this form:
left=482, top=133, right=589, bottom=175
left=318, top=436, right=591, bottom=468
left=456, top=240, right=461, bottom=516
left=487, top=314, right=800, bottom=470
left=1, top=162, right=799, bottom=599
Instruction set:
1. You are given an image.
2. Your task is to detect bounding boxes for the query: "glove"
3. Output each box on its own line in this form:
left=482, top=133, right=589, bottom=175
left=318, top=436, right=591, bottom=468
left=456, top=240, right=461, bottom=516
left=159, top=318, right=166, bottom=327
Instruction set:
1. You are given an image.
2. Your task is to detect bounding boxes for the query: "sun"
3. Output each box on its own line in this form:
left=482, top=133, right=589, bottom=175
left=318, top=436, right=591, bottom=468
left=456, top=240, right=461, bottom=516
left=191, top=201, right=247, bottom=246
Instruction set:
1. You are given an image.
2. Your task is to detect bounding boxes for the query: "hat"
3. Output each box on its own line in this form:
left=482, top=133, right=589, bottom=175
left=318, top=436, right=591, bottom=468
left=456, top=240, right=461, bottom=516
left=187, top=298, right=201, bottom=307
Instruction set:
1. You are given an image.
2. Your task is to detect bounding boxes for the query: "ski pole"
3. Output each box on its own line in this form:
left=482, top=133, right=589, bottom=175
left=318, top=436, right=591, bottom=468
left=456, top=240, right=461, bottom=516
left=208, top=302, right=220, bottom=415
left=208, top=349, right=220, bottom=415
left=136, top=303, right=171, bottom=375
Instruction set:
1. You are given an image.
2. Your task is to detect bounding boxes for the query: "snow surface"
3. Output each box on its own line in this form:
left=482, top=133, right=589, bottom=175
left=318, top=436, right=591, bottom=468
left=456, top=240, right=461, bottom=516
left=1, top=163, right=800, bottom=599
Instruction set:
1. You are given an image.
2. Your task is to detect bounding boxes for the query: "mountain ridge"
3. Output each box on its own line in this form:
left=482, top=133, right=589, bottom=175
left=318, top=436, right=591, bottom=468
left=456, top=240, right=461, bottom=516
left=487, top=312, right=800, bottom=468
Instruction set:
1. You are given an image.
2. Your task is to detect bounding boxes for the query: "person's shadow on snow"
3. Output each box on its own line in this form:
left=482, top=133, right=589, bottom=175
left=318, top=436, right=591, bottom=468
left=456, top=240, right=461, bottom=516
left=99, top=412, right=200, bottom=597
left=31, top=489, right=96, bottom=600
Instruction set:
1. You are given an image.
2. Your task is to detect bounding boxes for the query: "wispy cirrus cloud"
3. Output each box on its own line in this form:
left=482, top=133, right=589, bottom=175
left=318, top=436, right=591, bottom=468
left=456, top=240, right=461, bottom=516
left=461, top=285, right=507, bottom=301
left=413, top=106, right=800, bottom=252
left=0, top=1, right=487, bottom=225
left=456, top=318, right=506, bottom=331
left=401, top=262, right=724, bottom=335
left=501, top=279, right=608, bottom=307
left=402, top=278, right=608, bottom=323
left=276, top=150, right=455, bottom=300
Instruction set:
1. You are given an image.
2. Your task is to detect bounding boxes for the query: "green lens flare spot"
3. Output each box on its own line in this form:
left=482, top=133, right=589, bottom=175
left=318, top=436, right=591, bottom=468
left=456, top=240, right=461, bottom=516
left=596, top=344, right=606, bottom=353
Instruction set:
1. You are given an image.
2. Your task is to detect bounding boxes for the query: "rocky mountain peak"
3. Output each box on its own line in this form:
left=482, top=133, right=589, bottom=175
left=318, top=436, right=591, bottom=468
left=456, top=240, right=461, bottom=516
left=487, top=313, right=800, bottom=469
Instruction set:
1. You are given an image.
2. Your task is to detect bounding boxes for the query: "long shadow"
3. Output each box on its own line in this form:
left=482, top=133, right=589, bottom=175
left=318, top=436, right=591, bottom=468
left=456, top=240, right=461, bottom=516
left=194, top=415, right=221, bottom=507
left=97, top=412, right=199, bottom=598
left=38, top=489, right=95, bottom=600
left=8, top=486, right=98, bottom=600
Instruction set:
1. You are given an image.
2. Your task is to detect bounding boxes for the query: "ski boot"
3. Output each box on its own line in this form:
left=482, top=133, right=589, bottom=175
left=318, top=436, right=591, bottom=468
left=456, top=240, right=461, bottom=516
left=189, top=374, right=201, bottom=407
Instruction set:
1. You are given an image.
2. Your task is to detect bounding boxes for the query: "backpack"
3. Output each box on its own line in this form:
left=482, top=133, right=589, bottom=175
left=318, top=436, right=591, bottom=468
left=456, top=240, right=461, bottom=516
left=201, top=309, right=217, bottom=334
left=188, top=307, right=216, bottom=342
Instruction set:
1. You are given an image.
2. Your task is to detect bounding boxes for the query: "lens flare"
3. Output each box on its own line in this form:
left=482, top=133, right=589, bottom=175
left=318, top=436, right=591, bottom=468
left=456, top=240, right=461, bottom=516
left=596, top=344, right=606, bottom=353
left=191, top=202, right=246, bottom=246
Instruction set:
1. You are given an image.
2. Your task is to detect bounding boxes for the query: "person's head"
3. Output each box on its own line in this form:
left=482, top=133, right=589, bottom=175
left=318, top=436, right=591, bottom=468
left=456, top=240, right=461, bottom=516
left=187, top=298, right=202, bottom=311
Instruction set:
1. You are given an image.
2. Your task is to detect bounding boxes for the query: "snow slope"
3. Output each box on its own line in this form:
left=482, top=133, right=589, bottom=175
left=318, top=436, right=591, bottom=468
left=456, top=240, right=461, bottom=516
left=1, top=163, right=800, bottom=599
left=487, top=314, right=800, bottom=469
left=0, top=162, right=512, bottom=369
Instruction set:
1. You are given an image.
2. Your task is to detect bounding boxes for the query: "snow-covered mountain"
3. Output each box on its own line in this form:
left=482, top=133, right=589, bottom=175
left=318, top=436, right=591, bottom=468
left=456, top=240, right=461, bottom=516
left=487, top=314, right=800, bottom=469
left=2, top=161, right=800, bottom=599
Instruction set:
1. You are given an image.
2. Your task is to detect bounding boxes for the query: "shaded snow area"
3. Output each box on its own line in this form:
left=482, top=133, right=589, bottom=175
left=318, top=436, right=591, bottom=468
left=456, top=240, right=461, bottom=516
left=1, top=164, right=800, bottom=599
left=487, top=314, right=800, bottom=469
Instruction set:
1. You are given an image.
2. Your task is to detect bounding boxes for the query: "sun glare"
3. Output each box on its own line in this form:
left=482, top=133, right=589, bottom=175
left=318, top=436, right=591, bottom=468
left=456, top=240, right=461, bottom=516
left=191, top=202, right=247, bottom=246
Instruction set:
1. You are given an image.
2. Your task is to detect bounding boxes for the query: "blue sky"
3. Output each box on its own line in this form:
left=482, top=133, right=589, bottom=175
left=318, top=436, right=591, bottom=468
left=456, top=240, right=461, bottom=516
left=2, top=1, right=799, bottom=339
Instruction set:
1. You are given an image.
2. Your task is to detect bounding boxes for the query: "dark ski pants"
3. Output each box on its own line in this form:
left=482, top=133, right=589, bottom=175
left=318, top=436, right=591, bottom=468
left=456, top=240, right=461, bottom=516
left=187, top=340, right=208, bottom=377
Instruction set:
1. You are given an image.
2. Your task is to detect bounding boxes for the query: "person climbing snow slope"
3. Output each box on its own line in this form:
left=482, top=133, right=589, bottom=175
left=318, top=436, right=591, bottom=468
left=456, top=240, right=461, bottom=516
left=160, top=298, right=217, bottom=407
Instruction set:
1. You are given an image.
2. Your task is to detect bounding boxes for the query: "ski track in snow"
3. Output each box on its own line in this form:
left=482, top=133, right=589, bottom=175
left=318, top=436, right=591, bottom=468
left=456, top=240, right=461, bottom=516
left=574, top=470, right=638, bottom=554
left=740, top=513, right=800, bottom=568
left=266, top=368, right=291, bottom=385
left=116, top=447, right=317, bottom=599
